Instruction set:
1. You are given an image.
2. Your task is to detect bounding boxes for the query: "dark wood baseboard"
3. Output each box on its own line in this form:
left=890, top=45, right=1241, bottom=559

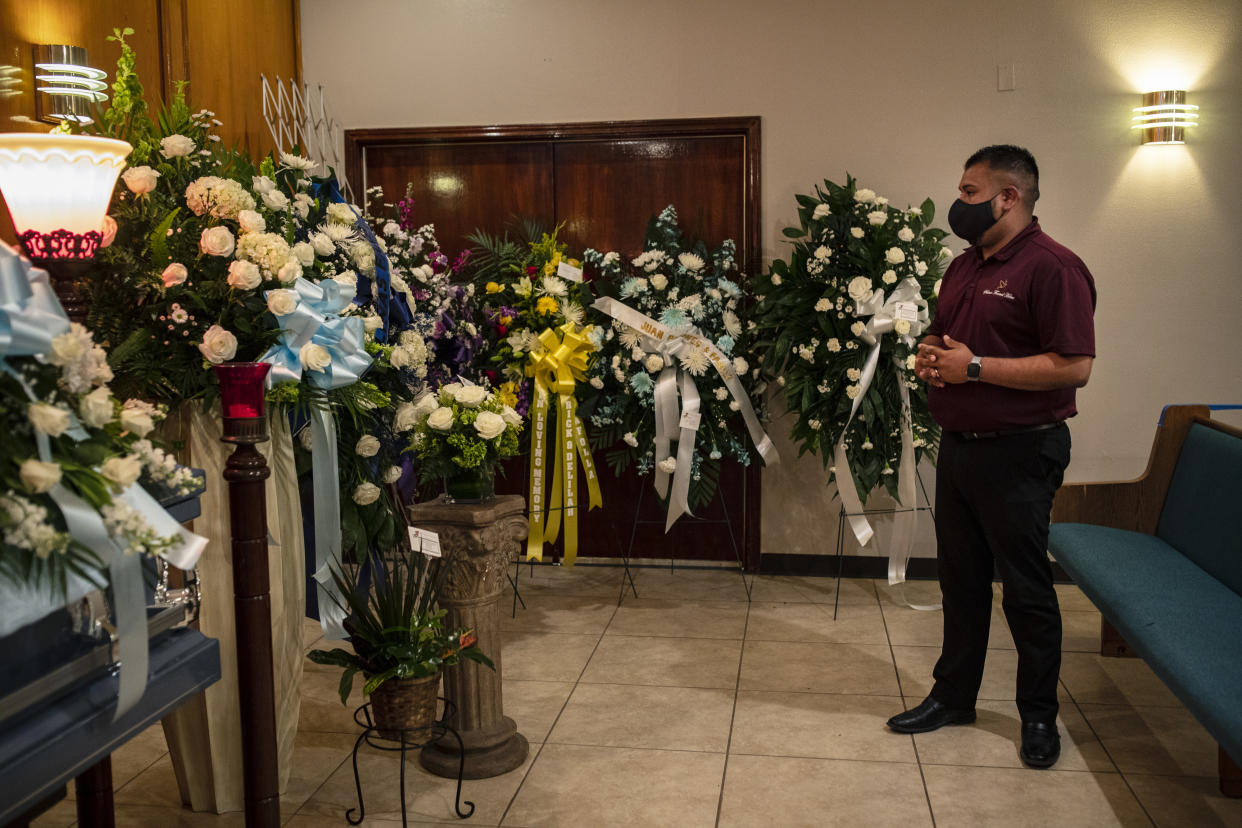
left=758, top=554, right=1074, bottom=584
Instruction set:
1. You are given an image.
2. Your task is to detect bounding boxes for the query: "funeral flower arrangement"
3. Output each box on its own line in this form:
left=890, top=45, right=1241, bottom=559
left=752, top=176, right=949, bottom=503
left=0, top=248, right=197, bottom=593
left=405, top=383, right=523, bottom=490
left=467, top=223, right=596, bottom=415
left=583, top=206, right=767, bottom=511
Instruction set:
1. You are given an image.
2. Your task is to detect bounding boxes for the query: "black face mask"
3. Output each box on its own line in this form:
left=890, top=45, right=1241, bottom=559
left=947, top=193, right=1000, bottom=244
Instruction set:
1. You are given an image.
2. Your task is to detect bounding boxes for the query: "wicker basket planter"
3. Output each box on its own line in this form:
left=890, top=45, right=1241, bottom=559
left=369, top=674, right=440, bottom=740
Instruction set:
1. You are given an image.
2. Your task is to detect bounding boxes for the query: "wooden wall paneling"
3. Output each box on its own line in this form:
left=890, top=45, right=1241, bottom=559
left=360, top=141, right=557, bottom=255
left=181, top=0, right=300, bottom=159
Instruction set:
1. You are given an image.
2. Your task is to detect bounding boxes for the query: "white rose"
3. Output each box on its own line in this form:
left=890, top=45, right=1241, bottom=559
left=453, top=386, right=488, bottom=407
left=160, top=134, right=195, bottom=158
left=266, top=289, right=297, bottom=316
left=333, top=270, right=357, bottom=291
left=426, top=406, right=455, bottom=431
left=99, top=214, right=118, bottom=248
left=20, top=459, right=62, bottom=493
left=252, top=175, right=276, bottom=194
left=393, top=402, right=418, bottom=432
left=79, top=386, right=114, bottom=428
left=227, top=260, right=262, bottom=290
left=885, top=247, right=906, bottom=265
left=812, top=203, right=831, bottom=219
left=352, top=482, right=381, bottom=506
left=915, top=260, right=928, bottom=276
left=119, top=407, right=155, bottom=437
left=473, top=410, right=506, bottom=440
left=363, top=315, right=383, bottom=334
left=327, top=203, right=355, bottom=225
left=262, top=190, right=290, bottom=211
left=645, top=355, right=664, bottom=373
left=122, top=166, right=160, bottom=195
left=868, top=210, right=888, bottom=225
left=292, top=241, right=315, bottom=266
left=276, top=260, right=302, bottom=284
left=300, top=343, right=331, bottom=372
left=895, top=319, right=912, bottom=336
left=848, top=276, right=873, bottom=302
left=412, top=394, right=440, bottom=421
left=383, top=465, right=403, bottom=484
left=28, top=403, right=71, bottom=437
left=310, top=232, right=334, bottom=257
left=200, top=226, right=235, bottom=257
left=197, top=325, right=238, bottom=364
left=500, top=405, right=522, bottom=427
left=650, top=274, right=669, bottom=291
left=850, top=227, right=865, bottom=239
left=882, top=269, right=898, bottom=285
left=355, top=435, right=380, bottom=457
left=897, top=226, right=915, bottom=243
left=49, top=330, right=86, bottom=364
left=238, top=210, right=265, bottom=234
left=161, top=262, right=188, bottom=288
left=101, top=454, right=143, bottom=489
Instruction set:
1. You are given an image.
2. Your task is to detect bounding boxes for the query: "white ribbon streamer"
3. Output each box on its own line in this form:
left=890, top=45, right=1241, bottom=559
left=592, top=297, right=778, bottom=531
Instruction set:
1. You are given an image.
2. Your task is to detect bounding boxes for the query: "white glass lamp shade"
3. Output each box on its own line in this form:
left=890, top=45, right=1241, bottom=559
left=0, top=133, right=131, bottom=246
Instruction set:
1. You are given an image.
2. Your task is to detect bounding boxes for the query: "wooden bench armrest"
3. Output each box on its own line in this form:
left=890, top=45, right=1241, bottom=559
left=1051, top=405, right=1209, bottom=534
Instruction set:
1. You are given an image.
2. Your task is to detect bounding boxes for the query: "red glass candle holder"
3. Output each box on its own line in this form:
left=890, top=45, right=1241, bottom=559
left=214, top=362, right=271, bottom=444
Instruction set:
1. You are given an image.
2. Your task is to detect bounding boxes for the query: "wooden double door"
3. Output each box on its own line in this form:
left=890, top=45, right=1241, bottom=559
left=346, top=117, right=762, bottom=568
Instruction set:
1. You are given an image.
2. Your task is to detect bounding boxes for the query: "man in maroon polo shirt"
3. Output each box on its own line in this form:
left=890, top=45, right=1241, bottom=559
left=885, top=145, right=1096, bottom=769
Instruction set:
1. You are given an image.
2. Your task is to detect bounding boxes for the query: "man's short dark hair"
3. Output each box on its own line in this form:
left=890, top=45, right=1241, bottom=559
left=966, top=144, right=1040, bottom=204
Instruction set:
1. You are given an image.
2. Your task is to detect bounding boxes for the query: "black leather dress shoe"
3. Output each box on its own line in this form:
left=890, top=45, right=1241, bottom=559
left=1020, top=721, right=1061, bottom=768
left=886, top=697, right=976, bottom=733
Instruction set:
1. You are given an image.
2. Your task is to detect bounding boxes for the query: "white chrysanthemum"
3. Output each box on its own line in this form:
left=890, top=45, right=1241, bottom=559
left=679, top=348, right=711, bottom=376
left=722, top=310, right=742, bottom=338
left=714, top=387, right=729, bottom=401
left=540, top=275, right=568, bottom=296
left=618, top=325, right=641, bottom=350
left=678, top=252, right=705, bottom=272
left=677, top=293, right=704, bottom=319
left=279, top=151, right=318, bottom=171
left=562, top=301, right=585, bottom=326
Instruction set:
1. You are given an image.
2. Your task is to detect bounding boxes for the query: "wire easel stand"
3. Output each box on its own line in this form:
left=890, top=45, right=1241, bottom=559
left=833, top=466, right=936, bottom=620
left=346, top=700, right=474, bottom=826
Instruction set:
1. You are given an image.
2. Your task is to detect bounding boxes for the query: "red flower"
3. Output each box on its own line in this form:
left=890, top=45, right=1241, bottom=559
left=496, top=325, right=508, bottom=337
left=461, top=632, right=478, bottom=649
left=525, top=265, right=538, bottom=275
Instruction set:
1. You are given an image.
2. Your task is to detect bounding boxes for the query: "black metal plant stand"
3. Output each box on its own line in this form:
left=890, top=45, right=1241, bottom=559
left=833, top=467, right=936, bottom=620
left=346, top=701, right=473, bottom=826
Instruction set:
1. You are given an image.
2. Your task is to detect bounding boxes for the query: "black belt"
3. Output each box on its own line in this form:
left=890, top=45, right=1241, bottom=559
left=954, top=421, right=1063, bottom=440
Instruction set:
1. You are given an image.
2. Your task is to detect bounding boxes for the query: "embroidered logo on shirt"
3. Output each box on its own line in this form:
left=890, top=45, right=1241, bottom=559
left=982, top=279, right=1015, bottom=300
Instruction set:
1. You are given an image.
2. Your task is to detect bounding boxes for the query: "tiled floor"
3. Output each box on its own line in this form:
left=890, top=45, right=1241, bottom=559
left=31, top=565, right=1242, bottom=827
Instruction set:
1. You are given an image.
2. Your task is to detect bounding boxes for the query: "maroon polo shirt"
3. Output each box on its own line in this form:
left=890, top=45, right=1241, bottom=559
left=927, top=219, right=1096, bottom=432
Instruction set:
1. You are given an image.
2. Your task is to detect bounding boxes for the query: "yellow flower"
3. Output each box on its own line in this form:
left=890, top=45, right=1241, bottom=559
left=485, top=281, right=504, bottom=294
left=568, top=258, right=581, bottom=268
left=543, top=252, right=561, bottom=277
left=536, top=296, right=558, bottom=315
left=495, top=382, right=518, bottom=408
left=498, top=314, right=514, bottom=326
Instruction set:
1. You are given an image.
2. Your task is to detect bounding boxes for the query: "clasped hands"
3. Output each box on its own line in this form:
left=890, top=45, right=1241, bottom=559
left=914, top=335, right=974, bottom=387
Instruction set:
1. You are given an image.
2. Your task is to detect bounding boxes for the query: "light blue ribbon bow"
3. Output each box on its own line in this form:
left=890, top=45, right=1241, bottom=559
left=0, top=241, right=70, bottom=359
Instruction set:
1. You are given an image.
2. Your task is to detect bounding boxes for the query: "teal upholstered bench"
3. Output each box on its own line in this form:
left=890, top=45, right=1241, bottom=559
left=1048, top=405, right=1242, bottom=797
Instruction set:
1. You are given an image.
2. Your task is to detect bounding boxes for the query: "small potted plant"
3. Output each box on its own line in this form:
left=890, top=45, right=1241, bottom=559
left=308, top=543, right=493, bottom=739
left=404, top=382, right=523, bottom=502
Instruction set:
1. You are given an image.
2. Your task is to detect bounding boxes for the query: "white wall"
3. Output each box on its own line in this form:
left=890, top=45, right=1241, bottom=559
left=303, top=0, right=1242, bottom=559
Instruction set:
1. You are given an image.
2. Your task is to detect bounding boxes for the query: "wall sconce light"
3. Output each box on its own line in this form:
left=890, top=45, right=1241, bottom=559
left=1132, top=90, right=1198, bottom=145
left=33, top=45, right=108, bottom=125
left=0, top=133, right=131, bottom=322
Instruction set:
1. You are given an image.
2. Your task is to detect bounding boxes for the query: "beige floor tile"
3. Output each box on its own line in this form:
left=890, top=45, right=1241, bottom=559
left=500, top=680, right=574, bottom=744
left=877, top=579, right=944, bottom=609
left=892, top=644, right=1070, bottom=703
left=748, top=575, right=880, bottom=605
left=1062, top=609, right=1104, bottom=653
left=580, top=635, right=742, bottom=689
left=924, top=764, right=1150, bottom=827
left=605, top=598, right=748, bottom=639
left=882, top=602, right=946, bottom=647
left=1056, top=583, right=1099, bottom=613
left=502, top=743, right=724, bottom=828
left=299, top=739, right=536, bottom=825
left=1078, top=703, right=1219, bottom=777
left=730, top=691, right=916, bottom=763
left=280, top=731, right=360, bottom=815
left=626, top=567, right=751, bottom=602
left=549, top=684, right=735, bottom=752
left=514, top=564, right=637, bottom=598
left=107, top=723, right=170, bottom=793
left=500, top=631, right=601, bottom=682
left=500, top=593, right=618, bottom=635
left=718, top=753, right=932, bottom=827
left=739, top=641, right=900, bottom=695
left=286, top=816, right=447, bottom=827
left=913, top=699, right=1115, bottom=772
left=110, top=805, right=244, bottom=827
left=745, top=600, right=888, bottom=645
left=28, top=797, right=75, bottom=828
left=1124, top=773, right=1242, bottom=828
left=301, top=617, right=325, bottom=650
left=113, top=753, right=182, bottom=808
left=1060, top=652, right=1182, bottom=707
left=299, top=667, right=368, bottom=733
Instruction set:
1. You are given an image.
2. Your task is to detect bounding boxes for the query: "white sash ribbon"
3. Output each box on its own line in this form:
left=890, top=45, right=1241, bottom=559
left=832, top=278, right=938, bottom=607
left=592, top=297, right=778, bottom=531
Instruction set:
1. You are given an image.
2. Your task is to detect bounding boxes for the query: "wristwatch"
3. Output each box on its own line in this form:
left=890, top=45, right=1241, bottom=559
left=967, top=355, right=983, bottom=382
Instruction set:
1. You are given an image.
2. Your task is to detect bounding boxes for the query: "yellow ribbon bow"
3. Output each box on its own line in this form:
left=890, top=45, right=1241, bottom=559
left=526, top=322, right=603, bottom=565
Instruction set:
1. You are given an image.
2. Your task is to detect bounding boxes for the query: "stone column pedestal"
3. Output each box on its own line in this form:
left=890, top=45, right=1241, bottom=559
left=411, top=494, right=529, bottom=779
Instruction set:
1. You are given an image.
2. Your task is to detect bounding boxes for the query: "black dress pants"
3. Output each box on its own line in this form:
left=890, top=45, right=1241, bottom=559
left=930, top=424, right=1071, bottom=724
